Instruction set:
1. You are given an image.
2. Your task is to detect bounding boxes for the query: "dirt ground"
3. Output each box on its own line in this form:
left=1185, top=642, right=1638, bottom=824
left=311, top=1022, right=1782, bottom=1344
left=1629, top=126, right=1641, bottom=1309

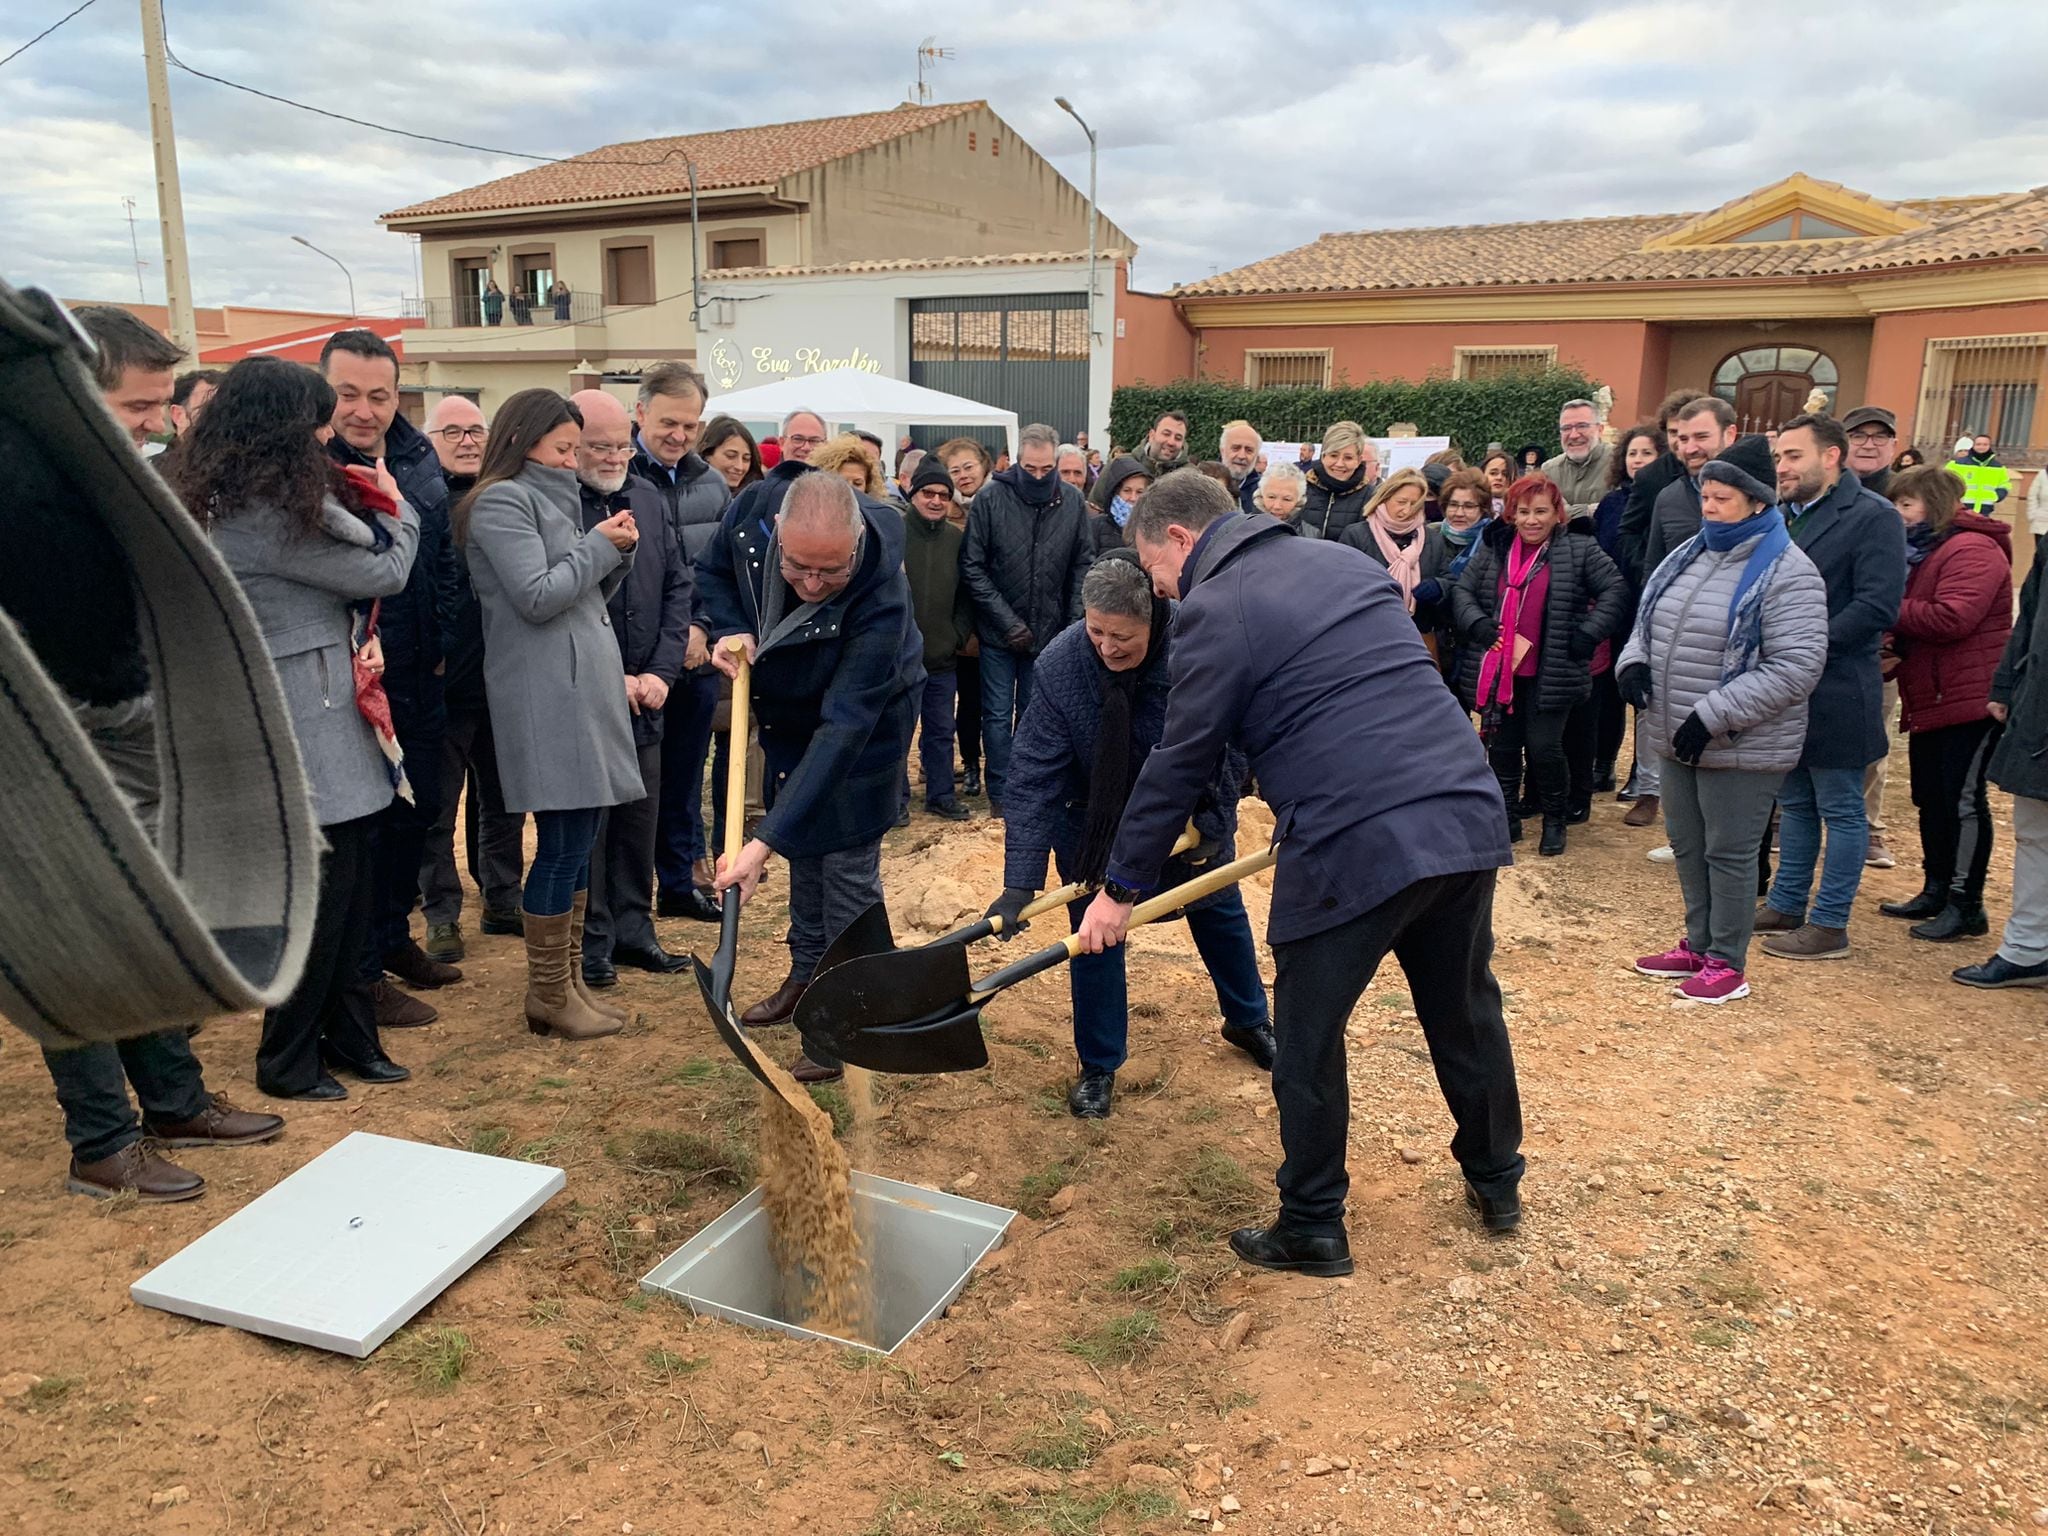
left=1, top=746, right=2043, bottom=1536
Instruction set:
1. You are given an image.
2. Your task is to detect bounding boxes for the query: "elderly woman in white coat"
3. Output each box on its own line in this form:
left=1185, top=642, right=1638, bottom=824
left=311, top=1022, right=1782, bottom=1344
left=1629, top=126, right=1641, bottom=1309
left=177, top=357, right=420, bottom=1100
left=457, top=389, right=643, bottom=1041
left=1616, top=458, right=1829, bottom=1005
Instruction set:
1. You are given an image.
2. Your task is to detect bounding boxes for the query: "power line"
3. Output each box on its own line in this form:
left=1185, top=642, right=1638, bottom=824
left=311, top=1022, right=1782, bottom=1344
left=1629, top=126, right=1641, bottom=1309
left=0, top=0, right=100, bottom=70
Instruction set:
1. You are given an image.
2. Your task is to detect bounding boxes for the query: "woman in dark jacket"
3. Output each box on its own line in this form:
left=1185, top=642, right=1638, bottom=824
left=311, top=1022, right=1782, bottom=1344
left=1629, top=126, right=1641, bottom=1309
left=1570, top=423, right=1661, bottom=811
left=174, top=357, right=420, bottom=1100
left=1086, top=454, right=1150, bottom=555
left=1296, top=419, right=1377, bottom=541
left=1877, top=464, right=2015, bottom=942
left=1452, top=473, right=1627, bottom=855
left=1413, top=467, right=1493, bottom=683
left=987, top=552, right=1273, bottom=1120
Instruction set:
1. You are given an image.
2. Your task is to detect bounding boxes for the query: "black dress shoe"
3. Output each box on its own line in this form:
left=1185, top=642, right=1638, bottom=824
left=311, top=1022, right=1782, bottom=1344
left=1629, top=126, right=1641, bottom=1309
left=658, top=886, right=723, bottom=922
left=1565, top=798, right=1592, bottom=825
left=1067, top=1069, right=1115, bottom=1119
left=1220, top=1021, right=1277, bottom=1071
left=1228, top=1222, right=1353, bottom=1276
left=479, top=907, right=524, bottom=936
left=582, top=955, right=618, bottom=988
left=260, top=1071, right=348, bottom=1102
left=961, top=768, right=983, bottom=797
left=1910, top=903, right=1988, bottom=943
left=1952, top=953, right=2048, bottom=989
left=1880, top=887, right=1947, bottom=920
left=322, top=1051, right=411, bottom=1085
left=928, top=797, right=972, bottom=822
left=1465, top=1180, right=1522, bottom=1234
left=613, top=941, right=689, bottom=974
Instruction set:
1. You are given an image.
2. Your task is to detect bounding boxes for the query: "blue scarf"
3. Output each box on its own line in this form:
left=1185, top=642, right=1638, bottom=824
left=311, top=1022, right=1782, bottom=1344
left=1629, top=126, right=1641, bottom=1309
left=1441, top=516, right=1491, bottom=579
left=1632, top=509, right=1791, bottom=684
left=1905, top=522, right=1938, bottom=566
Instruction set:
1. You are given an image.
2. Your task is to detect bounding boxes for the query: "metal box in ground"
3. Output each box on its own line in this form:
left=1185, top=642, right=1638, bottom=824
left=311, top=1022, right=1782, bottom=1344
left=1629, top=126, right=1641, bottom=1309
left=640, top=1171, right=1013, bottom=1354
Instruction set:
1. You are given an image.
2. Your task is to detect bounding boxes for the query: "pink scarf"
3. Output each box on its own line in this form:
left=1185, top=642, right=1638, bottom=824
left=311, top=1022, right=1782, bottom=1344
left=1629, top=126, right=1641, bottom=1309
left=1475, top=536, right=1548, bottom=712
left=1368, top=507, right=1427, bottom=611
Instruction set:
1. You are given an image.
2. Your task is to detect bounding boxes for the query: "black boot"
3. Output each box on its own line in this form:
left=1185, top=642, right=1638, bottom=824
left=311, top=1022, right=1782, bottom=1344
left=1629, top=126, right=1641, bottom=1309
left=1539, top=814, right=1567, bottom=856
left=1879, top=886, right=1947, bottom=920
left=1507, top=815, right=1524, bottom=844
left=1592, top=759, right=1617, bottom=794
left=1566, top=794, right=1592, bottom=825
left=1910, top=902, right=1989, bottom=943
left=961, top=766, right=983, bottom=798
left=1228, top=1222, right=1353, bottom=1277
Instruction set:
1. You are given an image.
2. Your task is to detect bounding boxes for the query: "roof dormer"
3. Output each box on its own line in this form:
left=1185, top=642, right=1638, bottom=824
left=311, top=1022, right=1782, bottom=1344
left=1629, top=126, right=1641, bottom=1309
left=1641, top=173, right=1927, bottom=250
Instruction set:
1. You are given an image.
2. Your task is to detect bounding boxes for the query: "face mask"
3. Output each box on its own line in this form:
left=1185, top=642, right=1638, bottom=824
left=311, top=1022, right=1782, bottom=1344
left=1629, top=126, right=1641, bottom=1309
left=1110, top=495, right=1134, bottom=528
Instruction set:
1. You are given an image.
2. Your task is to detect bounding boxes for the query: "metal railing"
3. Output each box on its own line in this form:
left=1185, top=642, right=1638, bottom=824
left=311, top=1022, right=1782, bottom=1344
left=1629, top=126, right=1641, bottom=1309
left=416, top=290, right=606, bottom=328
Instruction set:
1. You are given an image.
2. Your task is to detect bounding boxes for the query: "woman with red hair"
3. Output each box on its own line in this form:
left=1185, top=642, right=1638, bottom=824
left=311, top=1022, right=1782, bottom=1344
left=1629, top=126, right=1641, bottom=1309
left=1451, top=474, right=1627, bottom=854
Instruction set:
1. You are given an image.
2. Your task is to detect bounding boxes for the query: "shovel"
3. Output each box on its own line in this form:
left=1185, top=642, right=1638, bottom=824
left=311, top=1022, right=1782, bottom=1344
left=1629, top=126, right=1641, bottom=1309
left=811, top=827, right=1203, bottom=980
left=795, top=842, right=1279, bottom=1074
left=688, top=640, right=813, bottom=1115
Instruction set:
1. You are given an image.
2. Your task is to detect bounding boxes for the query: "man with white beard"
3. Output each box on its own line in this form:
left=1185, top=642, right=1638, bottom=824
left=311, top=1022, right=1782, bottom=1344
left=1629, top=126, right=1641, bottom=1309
left=568, top=391, right=695, bottom=986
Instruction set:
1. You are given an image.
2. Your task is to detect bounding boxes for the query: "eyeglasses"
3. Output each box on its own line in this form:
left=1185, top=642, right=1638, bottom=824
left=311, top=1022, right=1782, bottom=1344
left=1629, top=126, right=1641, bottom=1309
left=1559, top=421, right=1597, bottom=435
left=783, top=433, right=825, bottom=450
left=435, top=425, right=488, bottom=443
left=779, top=543, right=862, bottom=585
left=1847, top=430, right=1895, bottom=444
left=1445, top=498, right=1485, bottom=511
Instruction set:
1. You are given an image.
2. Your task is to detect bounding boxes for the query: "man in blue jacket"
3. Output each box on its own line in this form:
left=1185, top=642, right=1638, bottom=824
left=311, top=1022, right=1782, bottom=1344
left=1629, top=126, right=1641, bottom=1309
left=1076, top=474, right=1524, bottom=1273
left=701, top=473, right=924, bottom=1083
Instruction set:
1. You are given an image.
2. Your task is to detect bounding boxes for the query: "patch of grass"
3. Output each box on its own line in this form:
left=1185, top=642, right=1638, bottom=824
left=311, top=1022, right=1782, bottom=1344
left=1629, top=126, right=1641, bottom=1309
left=1005, top=1488, right=1177, bottom=1534
left=611, top=1127, right=754, bottom=1188
left=1018, top=1414, right=1100, bottom=1471
left=1017, top=1158, right=1077, bottom=1218
left=528, top=1298, right=565, bottom=1325
left=383, top=1326, right=473, bottom=1392
left=88, top=1398, right=135, bottom=1427
left=0, top=1229, right=17, bottom=1250
left=1452, top=1377, right=1492, bottom=1401
left=643, top=1346, right=708, bottom=1380
left=536, top=1075, right=571, bottom=1089
left=1695, top=1268, right=1766, bottom=1309
left=1062, top=1309, right=1160, bottom=1367
left=1180, top=1103, right=1221, bottom=1125
left=466, top=1124, right=512, bottom=1157
left=663, top=1057, right=720, bottom=1086
left=26, top=1375, right=76, bottom=1408
left=1371, top=992, right=1409, bottom=1010
left=1694, top=1322, right=1739, bottom=1350
left=1151, top=1146, right=1265, bottom=1244
left=1032, top=1088, right=1070, bottom=1118
left=1110, top=1257, right=1180, bottom=1296
left=622, top=1292, right=649, bottom=1313
left=516, top=1135, right=567, bottom=1163
left=1548, top=1500, right=1591, bottom=1535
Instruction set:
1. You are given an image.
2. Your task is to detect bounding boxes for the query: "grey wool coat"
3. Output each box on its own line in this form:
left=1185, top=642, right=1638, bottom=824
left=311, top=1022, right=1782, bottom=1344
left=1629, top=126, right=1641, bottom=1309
left=464, top=463, right=644, bottom=813
left=210, top=494, right=418, bottom=827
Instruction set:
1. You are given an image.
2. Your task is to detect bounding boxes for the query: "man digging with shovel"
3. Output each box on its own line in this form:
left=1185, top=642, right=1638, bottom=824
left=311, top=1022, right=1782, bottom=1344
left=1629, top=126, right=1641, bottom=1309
left=1076, top=473, right=1526, bottom=1275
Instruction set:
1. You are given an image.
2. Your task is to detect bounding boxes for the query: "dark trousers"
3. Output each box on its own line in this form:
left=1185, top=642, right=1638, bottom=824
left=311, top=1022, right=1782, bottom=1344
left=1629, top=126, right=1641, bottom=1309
left=362, top=720, right=444, bottom=976
left=420, top=702, right=521, bottom=924
left=43, top=1029, right=209, bottom=1163
left=1908, top=717, right=2004, bottom=903
left=260, top=814, right=385, bottom=1094
left=1269, top=868, right=1523, bottom=1236
left=1566, top=669, right=1625, bottom=803
left=955, top=654, right=983, bottom=776
left=585, top=742, right=662, bottom=959
left=1487, top=678, right=1569, bottom=818
left=786, top=841, right=884, bottom=1071
left=1067, top=886, right=1268, bottom=1074
left=655, top=669, right=719, bottom=896
left=905, top=671, right=958, bottom=807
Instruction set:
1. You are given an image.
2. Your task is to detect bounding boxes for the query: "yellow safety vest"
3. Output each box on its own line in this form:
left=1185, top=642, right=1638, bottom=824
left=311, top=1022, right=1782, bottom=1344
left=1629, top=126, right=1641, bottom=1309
left=1943, top=456, right=2011, bottom=511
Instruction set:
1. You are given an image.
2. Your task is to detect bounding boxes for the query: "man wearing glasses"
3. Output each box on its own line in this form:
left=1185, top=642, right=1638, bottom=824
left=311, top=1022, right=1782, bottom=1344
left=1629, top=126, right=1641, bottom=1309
left=418, top=396, right=527, bottom=960
left=1541, top=399, right=1611, bottom=520
left=700, top=473, right=924, bottom=1083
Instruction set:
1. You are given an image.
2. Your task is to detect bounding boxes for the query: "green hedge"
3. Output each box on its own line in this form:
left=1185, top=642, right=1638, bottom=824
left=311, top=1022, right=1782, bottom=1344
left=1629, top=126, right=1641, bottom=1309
left=1109, top=368, right=1603, bottom=461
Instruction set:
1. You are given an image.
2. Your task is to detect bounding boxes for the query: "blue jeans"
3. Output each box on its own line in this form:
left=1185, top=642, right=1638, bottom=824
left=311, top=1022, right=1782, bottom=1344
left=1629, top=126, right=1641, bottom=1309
left=979, top=642, right=1036, bottom=804
left=525, top=806, right=602, bottom=916
left=1767, top=765, right=1869, bottom=929
left=904, top=671, right=958, bottom=807
left=43, top=1029, right=209, bottom=1163
left=1066, top=886, right=1270, bottom=1074
left=655, top=669, right=719, bottom=895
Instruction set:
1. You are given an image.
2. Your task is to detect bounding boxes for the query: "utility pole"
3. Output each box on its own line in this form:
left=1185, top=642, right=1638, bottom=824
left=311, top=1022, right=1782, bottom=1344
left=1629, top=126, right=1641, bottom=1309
left=139, top=0, right=197, bottom=354
left=121, top=196, right=148, bottom=300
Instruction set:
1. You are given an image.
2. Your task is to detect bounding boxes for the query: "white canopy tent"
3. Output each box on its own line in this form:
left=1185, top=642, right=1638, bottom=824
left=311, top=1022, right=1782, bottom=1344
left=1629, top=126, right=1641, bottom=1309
left=705, top=367, right=1018, bottom=469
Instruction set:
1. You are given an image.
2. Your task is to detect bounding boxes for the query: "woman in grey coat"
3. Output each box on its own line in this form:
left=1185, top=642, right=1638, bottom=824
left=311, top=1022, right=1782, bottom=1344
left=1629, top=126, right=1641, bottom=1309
left=1616, top=458, right=1828, bottom=1004
left=172, top=357, right=419, bottom=1099
left=456, top=389, right=642, bottom=1040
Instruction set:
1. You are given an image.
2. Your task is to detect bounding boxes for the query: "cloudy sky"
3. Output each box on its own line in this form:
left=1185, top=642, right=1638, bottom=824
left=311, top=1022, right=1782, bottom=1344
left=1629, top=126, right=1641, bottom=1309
left=4, top=0, right=2046, bottom=315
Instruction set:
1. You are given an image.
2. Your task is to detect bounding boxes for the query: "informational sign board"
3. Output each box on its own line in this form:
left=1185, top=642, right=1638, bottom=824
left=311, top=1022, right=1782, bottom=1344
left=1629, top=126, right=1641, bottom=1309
left=131, top=1132, right=564, bottom=1358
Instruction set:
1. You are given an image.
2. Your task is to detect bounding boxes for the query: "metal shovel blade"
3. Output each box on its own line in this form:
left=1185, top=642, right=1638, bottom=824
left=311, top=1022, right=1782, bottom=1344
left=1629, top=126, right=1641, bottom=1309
left=812, top=898, right=898, bottom=981
left=693, top=955, right=813, bottom=1114
left=804, top=1002, right=990, bottom=1075
left=792, top=940, right=977, bottom=1065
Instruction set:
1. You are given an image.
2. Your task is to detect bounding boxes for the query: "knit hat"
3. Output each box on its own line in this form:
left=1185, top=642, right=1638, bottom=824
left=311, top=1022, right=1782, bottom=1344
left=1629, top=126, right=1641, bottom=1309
left=909, top=456, right=954, bottom=497
left=1954, top=436, right=1974, bottom=456
left=1699, top=457, right=1776, bottom=507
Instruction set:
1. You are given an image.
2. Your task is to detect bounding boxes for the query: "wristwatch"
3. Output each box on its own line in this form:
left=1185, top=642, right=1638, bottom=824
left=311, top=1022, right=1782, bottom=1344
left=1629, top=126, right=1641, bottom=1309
left=1103, top=880, right=1141, bottom=906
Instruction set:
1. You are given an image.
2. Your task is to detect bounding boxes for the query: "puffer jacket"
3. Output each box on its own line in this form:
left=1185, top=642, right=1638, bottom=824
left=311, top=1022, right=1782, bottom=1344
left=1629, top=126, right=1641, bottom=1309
left=1616, top=534, right=1830, bottom=772
left=1450, top=516, right=1628, bottom=715
left=1086, top=454, right=1147, bottom=556
left=1294, top=464, right=1376, bottom=542
left=1892, top=511, right=2014, bottom=733
left=960, top=470, right=1093, bottom=655
left=1988, top=541, right=2048, bottom=801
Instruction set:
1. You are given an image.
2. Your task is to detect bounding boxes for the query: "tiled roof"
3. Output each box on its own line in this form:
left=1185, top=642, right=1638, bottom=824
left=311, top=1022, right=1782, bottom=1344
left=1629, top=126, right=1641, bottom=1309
left=384, top=102, right=982, bottom=221
left=1175, top=184, right=2048, bottom=298
left=704, top=249, right=1130, bottom=279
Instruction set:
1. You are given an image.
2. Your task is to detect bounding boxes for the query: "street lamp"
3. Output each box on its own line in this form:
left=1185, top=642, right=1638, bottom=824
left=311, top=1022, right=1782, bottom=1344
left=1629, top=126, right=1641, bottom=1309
left=291, top=234, right=357, bottom=316
left=1053, top=97, right=1098, bottom=348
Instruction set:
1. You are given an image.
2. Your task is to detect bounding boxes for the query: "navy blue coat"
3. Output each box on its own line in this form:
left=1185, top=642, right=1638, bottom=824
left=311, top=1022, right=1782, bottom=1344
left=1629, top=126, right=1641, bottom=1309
left=580, top=475, right=693, bottom=749
left=330, top=414, right=457, bottom=738
left=1002, top=618, right=1243, bottom=904
left=1786, top=470, right=1906, bottom=770
left=696, top=491, right=924, bottom=859
left=1107, top=514, right=1509, bottom=944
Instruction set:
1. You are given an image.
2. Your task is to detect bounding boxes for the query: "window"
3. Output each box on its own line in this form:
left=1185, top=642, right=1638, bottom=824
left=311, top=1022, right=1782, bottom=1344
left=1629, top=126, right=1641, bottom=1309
left=1728, top=211, right=1867, bottom=242
left=1453, top=345, right=1557, bottom=382
left=1244, top=349, right=1331, bottom=390
left=510, top=250, right=555, bottom=305
left=710, top=236, right=763, bottom=270
left=603, top=242, right=653, bottom=305
left=1917, top=334, right=2046, bottom=457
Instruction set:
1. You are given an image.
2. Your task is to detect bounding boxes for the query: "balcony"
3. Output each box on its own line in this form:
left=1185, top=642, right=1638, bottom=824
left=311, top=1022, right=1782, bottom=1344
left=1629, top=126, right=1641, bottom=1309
left=402, top=291, right=607, bottom=361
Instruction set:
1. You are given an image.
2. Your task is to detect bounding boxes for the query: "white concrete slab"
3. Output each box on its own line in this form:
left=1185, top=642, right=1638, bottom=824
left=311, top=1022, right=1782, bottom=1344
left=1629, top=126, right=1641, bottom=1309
left=130, top=1131, right=563, bottom=1358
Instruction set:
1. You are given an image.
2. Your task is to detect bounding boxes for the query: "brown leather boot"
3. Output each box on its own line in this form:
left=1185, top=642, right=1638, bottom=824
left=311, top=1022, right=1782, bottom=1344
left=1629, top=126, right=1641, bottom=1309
left=568, top=891, right=629, bottom=1024
left=68, top=1141, right=204, bottom=1202
left=522, top=910, right=622, bottom=1040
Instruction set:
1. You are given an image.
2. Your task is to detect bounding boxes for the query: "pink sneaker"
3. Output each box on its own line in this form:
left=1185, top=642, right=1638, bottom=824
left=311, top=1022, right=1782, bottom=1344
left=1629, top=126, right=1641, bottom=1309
left=1676, top=959, right=1749, bottom=1004
left=1635, top=938, right=1707, bottom=978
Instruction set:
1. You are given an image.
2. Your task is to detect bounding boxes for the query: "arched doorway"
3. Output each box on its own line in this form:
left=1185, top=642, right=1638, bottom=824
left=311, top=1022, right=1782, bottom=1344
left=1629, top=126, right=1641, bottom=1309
left=1713, top=346, right=1839, bottom=432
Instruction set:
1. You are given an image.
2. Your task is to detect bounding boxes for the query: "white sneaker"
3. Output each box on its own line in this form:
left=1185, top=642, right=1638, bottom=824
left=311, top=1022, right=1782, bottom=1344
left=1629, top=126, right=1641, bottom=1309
left=1647, top=844, right=1675, bottom=863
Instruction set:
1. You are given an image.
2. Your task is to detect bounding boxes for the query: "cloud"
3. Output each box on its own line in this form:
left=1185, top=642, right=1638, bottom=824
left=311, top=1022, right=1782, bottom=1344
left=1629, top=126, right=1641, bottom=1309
left=3, top=0, right=2045, bottom=314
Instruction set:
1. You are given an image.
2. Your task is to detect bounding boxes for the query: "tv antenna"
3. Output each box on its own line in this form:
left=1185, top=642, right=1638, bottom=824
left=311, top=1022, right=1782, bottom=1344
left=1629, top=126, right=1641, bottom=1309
left=914, top=37, right=952, bottom=104
left=121, top=195, right=150, bottom=299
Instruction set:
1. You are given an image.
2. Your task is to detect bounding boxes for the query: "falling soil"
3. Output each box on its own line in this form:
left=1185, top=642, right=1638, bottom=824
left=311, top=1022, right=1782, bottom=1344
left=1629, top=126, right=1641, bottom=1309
left=755, top=1081, right=870, bottom=1344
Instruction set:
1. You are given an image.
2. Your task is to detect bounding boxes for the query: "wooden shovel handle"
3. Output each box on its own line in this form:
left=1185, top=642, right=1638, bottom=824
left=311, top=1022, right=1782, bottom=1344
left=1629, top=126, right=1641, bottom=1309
left=720, top=639, right=751, bottom=868
left=982, top=828, right=1201, bottom=937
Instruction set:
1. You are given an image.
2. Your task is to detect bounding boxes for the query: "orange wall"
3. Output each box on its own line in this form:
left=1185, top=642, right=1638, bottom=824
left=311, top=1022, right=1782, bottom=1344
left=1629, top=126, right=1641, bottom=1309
left=1868, top=300, right=2048, bottom=448
left=1113, top=264, right=1195, bottom=386
left=1187, top=319, right=1656, bottom=424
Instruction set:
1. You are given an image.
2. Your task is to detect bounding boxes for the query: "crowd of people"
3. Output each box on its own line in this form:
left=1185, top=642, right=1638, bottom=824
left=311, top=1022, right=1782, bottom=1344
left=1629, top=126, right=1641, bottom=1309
left=14, top=303, right=2044, bottom=1274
